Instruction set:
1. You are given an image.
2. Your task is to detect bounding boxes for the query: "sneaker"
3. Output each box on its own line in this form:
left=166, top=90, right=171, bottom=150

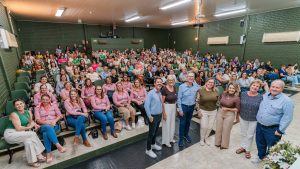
left=171, top=139, right=176, bottom=143
left=126, top=125, right=132, bottom=130
left=165, top=144, right=172, bottom=148
left=251, top=157, right=262, bottom=164
left=132, top=123, right=136, bottom=129
left=178, top=139, right=184, bottom=147
left=145, top=150, right=157, bottom=158
left=151, top=144, right=162, bottom=151
left=200, top=140, right=205, bottom=146
left=183, top=136, right=192, bottom=143
left=205, top=139, right=211, bottom=146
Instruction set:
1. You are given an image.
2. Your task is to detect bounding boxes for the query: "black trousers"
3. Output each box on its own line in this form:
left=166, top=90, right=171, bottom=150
left=132, top=102, right=149, bottom=124
left=147, top=114, right=162, bottom=150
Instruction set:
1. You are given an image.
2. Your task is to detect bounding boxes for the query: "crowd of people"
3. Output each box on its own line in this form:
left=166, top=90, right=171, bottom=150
left=5, top=45, right=297, bottom=167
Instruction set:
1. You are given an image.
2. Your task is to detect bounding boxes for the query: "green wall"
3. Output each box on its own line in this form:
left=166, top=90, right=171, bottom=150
left=17, top=21, right=169, bottom=52
left=91, top=38, right=144, bottom=51
left=170, top=7, right=300, bottom=64
left=0, top=3, right=20, bottom=112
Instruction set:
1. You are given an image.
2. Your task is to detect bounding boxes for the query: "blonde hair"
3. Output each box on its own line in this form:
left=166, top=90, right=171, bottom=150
left=250, top=79, right=263, bottom=88
left=166, top=75, right=175, bottom=85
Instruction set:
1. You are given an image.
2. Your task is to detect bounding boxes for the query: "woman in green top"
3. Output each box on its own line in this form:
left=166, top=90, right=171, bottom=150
left=195, top=78, right=219, bottom=146
left=4, top=99, right=45, bottom=168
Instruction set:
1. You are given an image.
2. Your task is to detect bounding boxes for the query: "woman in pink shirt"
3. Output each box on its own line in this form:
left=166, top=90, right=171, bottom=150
left=130, top=79, right=148, bottom=125
left=91, top=60, right=99, bottom=72
left=121, top=74, right=132, bottom=93
left=35, top=94, right=65, bottom=163
left=91, top=86, right=118, bottom=140
left=34, top=84, right=57, bottom=106
left=81, top=78, right=95, bottom=108
left=64, top=89, right=91, bottom=147
left=60, top=82, right=72, bottom=101
left=103, top=76, right=116, bottom=102
left=113, top=82, right=136, bottom=130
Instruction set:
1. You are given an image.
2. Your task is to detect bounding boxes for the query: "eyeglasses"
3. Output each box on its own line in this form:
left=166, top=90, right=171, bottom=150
left=96, top=89, right=102, bottom=90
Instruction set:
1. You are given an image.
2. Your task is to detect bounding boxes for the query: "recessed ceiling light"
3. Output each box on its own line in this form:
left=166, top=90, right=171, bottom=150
left=55, top=7, right=65, bottom=17
left=160, top=0, right=192, bottom=10
left=125, top=16, right=141, bottom=22
left=171, top=20, right=189, bottom=26
left=214, top=9, right=246, bottom=17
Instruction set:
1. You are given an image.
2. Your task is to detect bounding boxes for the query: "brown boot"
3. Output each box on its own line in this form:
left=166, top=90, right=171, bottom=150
left=83, top=140, right=91, bottom=147
left=73, top=136, right=79, bottom=145
left=111, top=132, right=118, bottom=138
left=103, top=133, right=108, bottom=140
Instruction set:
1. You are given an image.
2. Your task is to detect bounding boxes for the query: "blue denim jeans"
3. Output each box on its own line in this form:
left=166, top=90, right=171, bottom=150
left=94, top=110, right=115, bottom=134
left=40, top=124, right=60, bottom=153
left=256, top=123, right=281, bottom=159
left=179, top=104, right=195, bottom=140
left=67, top=115, right=87, bottom=141
left=282, top=76, right=299, bottom=87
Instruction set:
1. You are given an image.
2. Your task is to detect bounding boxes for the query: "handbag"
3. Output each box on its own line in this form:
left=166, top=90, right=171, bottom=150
left=88, top=128, right=99, bottom=139
left=114, top=120, right=123, bottom=133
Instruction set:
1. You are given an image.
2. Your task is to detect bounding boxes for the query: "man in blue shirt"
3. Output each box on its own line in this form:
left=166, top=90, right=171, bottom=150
left=253, top=79, right=294, bottom=163
left=144, top=78, right=163, bottom=158
left=177, top=72, right=200, bottom=147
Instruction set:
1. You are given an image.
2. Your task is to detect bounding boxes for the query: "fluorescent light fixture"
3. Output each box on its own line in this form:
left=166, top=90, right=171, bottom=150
left=160, top=0, right=192, bottom=10
left=125, top=16, right=141, bottom=22
left=55, top=8, right=65, bottom=17
left=214, top=9, right=246, bottom=17
left=171, top=20, right=188, bottom=26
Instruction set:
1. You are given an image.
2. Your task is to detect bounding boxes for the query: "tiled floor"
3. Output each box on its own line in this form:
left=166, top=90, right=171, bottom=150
left=147, top=91, right=300, bottom=169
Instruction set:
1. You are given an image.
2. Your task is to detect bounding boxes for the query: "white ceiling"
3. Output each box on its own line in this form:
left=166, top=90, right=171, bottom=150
left=3, top=0, right=300, bottom=28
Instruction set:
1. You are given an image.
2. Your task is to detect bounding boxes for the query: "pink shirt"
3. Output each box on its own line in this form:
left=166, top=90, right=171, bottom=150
left=81, top=86, right=95, bottom=98
left=103, top=83, right=116, bottom=93
left=91, top=64, right=99, bottom=72
left=60, top=89, right=71, bottom=100
left=58, top=58, right=67, bottom=64
left=130, top=88, right=147, bottom=103
left=91, top=95, right=110, bottom=111
left=113, top=91, right=130, bottom=107
left=34, top=103, right=61, bottom=123
left=122, top=81, right=132, bottom=93
left=64, top=98, right=87, bottom=116
left=34, top=92, right=57, bottom=106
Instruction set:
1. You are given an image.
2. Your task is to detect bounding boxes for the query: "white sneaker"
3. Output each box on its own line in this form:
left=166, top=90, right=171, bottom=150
left=132, top=123, right=136, bottom=129
left=151, top=144, right=162, bottom=151
left=126, top=125, right=132, bottom=130
left=171, top=139, right=176, bottom=143
left=145, top=150, right=157, bottom=158
left=205, top=139, right=211, bottom=146
left=251, top=157, right=262, bottom=164
left=165, top=143, right=172, bottom=148
left=200, top=140, right=205, bottom=146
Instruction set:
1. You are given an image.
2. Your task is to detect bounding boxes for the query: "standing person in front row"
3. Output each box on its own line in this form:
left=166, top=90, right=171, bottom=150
left=215, top=83, right=240, bottom=149
left=161, top=75, right=177, bottom=147
left=236, top=80, right=265, bottom=159
left=144, top=78, right=163, bottom=158
left=253, top=80, right=294, bottom=163
left=195, top=78, right=219, bottom=146
left=177, top=72, right=200, bottom=147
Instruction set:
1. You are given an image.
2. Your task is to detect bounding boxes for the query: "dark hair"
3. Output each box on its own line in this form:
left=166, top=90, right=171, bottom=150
left=84, top=78, right=92, bottom=87
left=13, top=98, right=25, bottom=105
left=95, top=85, right=105, bottom=99
left=41, top=94, right=50, bottom=100
left=154, top=78, right=163, bottom=83
left=40, top=75, right=47, bottom=81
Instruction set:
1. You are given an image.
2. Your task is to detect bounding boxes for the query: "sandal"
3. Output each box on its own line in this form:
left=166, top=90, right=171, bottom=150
left=37, top=156, right=46, bottom=163
left=58, top=147, right=67, bottom=153
left=245, top=152, right=251, bottom=159
left=235, top=147, right=246, bottom=154
left=28, top=162, right=41, bottom=168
